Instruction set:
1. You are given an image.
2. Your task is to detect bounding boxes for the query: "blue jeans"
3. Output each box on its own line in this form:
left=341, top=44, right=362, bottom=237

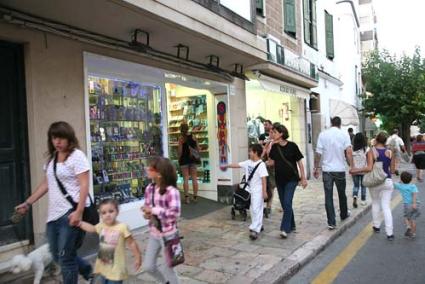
left=98, top=275, right=123, bottom=284
left=276, top=181, right=298, bottom=233
left=323, top=172, right=348, bottom=226
left=46, top=211, right=92, bottom=284
left=352, top=175, right=366, bottom=201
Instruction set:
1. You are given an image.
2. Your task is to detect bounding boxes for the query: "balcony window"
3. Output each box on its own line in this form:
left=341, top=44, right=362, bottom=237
left=267, top=39, right=284, bottom=65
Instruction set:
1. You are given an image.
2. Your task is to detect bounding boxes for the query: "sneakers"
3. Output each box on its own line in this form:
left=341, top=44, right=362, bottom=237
left=372, top=226, right=381, bottom=233
left=353, top=197, right=358, bottom=208
left=360, top=200, right=367, bottom=206
left=280, top=231, right=288, bottom=238
left=328, top=225, right=336, bottom=230
left=387, top=235, right=395, bottom=241
left=409, top=233, right=416, bottom=239
left=405, top=228, right=412, bottom=237
left=249, top=231, right=258, bottom=240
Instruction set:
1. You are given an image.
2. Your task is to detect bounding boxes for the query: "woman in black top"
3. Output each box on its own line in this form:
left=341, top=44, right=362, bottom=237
left=178, top=123, right=199, bottom=204
left=268, top=124, right=308, bottom=238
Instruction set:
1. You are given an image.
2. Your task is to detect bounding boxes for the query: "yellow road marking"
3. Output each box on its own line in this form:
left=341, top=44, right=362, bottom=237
left=312, top=195, right=402, bottom=284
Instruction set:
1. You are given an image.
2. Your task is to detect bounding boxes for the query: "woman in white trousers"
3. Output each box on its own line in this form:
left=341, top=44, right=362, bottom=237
left=351, top=132, right=395, bottom=240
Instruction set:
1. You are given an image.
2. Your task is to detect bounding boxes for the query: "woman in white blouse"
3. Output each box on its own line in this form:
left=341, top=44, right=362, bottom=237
left=16, top=121, right=93, bottom=284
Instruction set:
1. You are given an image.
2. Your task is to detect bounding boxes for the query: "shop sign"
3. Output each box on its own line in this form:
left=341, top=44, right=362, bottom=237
left=284, top=49, right=312, bottom=78
left=279, top=85, right=296, bottom=95
left=217, top=101, right=228, bottom=171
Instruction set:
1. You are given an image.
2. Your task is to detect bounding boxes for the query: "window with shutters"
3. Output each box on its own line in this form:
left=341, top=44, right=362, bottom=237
left=283, top=0, right=296, bottom=37
left=325, top=11, right=334, bottom=59
left=303, top=0, right=317, bottom=49
left=256, top=0, right=265, bottom=16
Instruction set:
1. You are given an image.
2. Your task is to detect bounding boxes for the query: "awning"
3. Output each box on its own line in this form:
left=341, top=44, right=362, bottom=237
left=330, top=99, right=359, bottom=126
left=247, top=71, right=310, bottom=100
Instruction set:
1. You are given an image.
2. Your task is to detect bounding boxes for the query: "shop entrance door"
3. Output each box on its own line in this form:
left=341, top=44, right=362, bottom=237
left=0, top=41, right=32, bottom=245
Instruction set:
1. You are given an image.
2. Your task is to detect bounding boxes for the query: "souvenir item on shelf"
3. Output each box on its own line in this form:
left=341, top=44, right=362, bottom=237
left=88, top=76, right=161, bottom=204
left=167, top=94, right=210, bottom=184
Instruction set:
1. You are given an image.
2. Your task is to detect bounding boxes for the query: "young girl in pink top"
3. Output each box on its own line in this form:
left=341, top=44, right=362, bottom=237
left=142, top=157, right=181, bottom=284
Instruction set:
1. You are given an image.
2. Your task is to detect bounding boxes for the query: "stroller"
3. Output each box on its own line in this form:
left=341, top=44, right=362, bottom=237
left=230, top=161, right=263, bottom=221
left=231, top=187, right=250, bottom=221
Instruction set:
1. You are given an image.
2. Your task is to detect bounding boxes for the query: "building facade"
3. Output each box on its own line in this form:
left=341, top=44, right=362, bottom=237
left=246, top=0, right=319, bottom=177
left=0, top=0, right=272, bottom=264
left=359, top=0, right=379, bottom=63
left=302, top=0, right=363, bottom=171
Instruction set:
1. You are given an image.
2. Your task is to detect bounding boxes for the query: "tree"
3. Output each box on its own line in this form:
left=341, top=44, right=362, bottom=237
left=362, top=48, right=425, bottom=150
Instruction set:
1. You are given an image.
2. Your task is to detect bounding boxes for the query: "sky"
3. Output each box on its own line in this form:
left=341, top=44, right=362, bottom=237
left=373, top=0, right=425, bottom=56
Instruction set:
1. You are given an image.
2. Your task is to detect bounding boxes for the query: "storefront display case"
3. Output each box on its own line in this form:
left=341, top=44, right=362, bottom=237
left=88, top=76, right=162, bottom=207
left=166, top=83, right=211, bottom=184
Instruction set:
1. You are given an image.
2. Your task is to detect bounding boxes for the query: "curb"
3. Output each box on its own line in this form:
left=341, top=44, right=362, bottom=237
left=253, top=204, right=372, bottom=284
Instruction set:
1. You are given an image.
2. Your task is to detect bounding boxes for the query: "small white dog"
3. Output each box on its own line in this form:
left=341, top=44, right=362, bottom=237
left=10, top=243, right=58, bottom=284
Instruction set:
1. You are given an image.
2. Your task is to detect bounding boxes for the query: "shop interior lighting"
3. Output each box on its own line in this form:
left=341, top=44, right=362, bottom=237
left=174, top=44, right=190, bottom=60
left=207, top=55, right=220, bottom=68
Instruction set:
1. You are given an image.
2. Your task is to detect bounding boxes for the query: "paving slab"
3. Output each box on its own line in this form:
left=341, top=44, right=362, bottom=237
left=2, top=173, right=378, bottom=283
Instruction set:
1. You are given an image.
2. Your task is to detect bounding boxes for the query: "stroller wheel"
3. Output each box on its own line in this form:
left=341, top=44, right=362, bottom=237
left=231, top=208, right=236, bottom=220
left=242, top=210, right=248, bottom=222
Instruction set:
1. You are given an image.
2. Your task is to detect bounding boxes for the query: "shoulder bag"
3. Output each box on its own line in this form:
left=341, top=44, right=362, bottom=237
left=53, top=152, right=99, bottom=225
left=363, top=148, right=387, bottom=188
left=187, top=135, right=201, bottom=164
left=150, top=184, right=185, bottom=267
left=276, top=144, right=301, bottom=181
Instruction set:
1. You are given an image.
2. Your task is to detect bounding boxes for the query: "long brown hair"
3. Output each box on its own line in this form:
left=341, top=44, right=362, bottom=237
left=47, top=121, right=80, bottom=160
left=149, top=157, right=177, bottom=195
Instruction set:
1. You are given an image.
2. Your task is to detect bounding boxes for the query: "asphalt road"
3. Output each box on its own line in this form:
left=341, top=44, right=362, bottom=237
left=288, top=178, right=425, bottom=284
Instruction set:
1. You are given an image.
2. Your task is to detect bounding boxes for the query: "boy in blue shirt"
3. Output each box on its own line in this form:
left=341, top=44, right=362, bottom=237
left=394, top=171, right=420, bottom=238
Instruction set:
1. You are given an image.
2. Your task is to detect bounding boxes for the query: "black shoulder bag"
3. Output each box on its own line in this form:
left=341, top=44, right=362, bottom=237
left=276, top=145, right=301, bottom=181
left=53, top=152, right=99, bottom=225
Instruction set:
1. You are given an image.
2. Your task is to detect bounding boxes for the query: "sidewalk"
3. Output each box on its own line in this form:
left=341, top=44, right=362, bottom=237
left=1, top=175, right=371, bottom=284
left=126, top=176, right=370, bottom=284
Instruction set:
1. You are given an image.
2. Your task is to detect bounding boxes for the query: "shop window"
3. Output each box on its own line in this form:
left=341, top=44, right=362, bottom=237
left=303, top=0, right=318, bottom=49
left=88, top=76, right=162, bottom=205
left=325, top=11, right=335, bottom=59
left=166, top=83, right=211, bottom=184
left=284, top=0, right=296, bottom=37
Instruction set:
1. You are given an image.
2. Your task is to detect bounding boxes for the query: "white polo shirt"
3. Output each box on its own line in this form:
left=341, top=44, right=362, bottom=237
left=316, top=127, right=352, bottom=172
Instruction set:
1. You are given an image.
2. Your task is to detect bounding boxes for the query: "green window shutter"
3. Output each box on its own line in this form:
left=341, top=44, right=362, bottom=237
left=311, top=0, right=318, bottom=48
left=284, top=0, right=296, bottom=36
left=303, top=0, right=311, bottom=45
left=256, top=0, right=264, bottom=16
left=325, top=11, right=334, bottom=59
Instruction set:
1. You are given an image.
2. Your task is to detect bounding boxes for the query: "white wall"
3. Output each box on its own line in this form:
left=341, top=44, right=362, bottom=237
left=303, top=0, right=362, bottom=133
left=334, top=1, right=362, bottom=108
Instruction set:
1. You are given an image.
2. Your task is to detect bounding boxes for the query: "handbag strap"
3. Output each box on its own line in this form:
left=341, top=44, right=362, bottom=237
left=276, top=144, right=299, bottom=178
left=53, top=152, right=94, bottom=208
